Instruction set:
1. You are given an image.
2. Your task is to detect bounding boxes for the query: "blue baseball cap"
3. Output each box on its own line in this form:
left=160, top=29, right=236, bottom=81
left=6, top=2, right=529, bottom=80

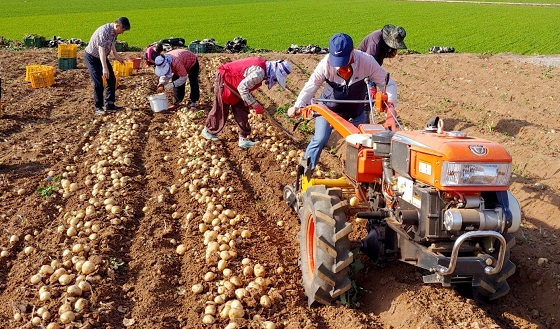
left=328, top=33, right=353, bottom=67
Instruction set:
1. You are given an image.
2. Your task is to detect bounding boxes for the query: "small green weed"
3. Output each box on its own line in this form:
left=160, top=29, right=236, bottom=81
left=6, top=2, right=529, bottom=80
left=276, top=103, right=290, bottom=115
left=462, top=104, right=483, bottom=112
left=541, top=66, right=554, bottom=79
left=513, top=162, right=528, bottom=176
left=340, top=249, right=364, bottom=307
left=485, top=121, right=494, bottom=133
left=298, top=121, right=314, bottom=134
left=461, top=116, right=473, bottom=124
left=37, top=176, right=61, bottom=197
left=515, top=231, right=533, bottom=245
left=477, top=117, right=493, bottom=133
left=109, top=257, right=125, bottom=271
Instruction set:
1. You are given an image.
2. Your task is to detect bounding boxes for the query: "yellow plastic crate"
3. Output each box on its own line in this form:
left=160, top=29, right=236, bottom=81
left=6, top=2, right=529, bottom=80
left=57, top=44, right=78, bottom=58
left=125, top=61, right=134, bottom=73
left=30, top=69, right=54, bottom=88
left=102, top=72, right=120, bottom=88
left=25, top=65, right=53, bottom=82
left=113, top=60, right=133, bottom=77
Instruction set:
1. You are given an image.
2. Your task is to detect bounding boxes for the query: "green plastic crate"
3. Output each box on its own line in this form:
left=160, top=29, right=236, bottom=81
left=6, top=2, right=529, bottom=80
left=24, top=36, right=45, bottom=48
left=58, top=58, right=77, bottom=71
left=115, top=41, right=128, bottom=52
left=188, top=43, right=207, bottom=54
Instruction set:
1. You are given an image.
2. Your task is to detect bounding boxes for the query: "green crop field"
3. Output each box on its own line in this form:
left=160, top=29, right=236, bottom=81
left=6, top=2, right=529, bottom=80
left=1, top=0, right=559, bottom=54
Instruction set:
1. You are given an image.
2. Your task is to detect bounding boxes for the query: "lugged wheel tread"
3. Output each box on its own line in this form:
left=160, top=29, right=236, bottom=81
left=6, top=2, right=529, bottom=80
left=334, top=251, right=353, bottom=273
left=310, top=191, right=332, bottom=205
left=315, top=210, right=336, bottom=227
left=335, top=222, right=353, bottom=242
left=331, top=277, right=352, bottom=298
left=298, top=185, right=354, bottom=307
left=317, top=263, right=336, bottom=287
left=312, top=287, right=333, bottom=306
left=317, top=235, right=337, bottom=257
left=326, top=187, right=343, bottom=199
left=332, top=200, right=348, bottom=214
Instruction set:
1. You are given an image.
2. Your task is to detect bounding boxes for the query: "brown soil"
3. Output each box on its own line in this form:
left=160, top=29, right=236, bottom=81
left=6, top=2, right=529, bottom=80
left=0, top=49, right=559, bottom=329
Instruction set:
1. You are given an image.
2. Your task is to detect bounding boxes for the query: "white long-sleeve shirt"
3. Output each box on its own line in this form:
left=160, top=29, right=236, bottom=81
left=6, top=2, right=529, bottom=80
left=294, top=50, right=397, bottom=109
left=237, top=65, right=266, bottom=106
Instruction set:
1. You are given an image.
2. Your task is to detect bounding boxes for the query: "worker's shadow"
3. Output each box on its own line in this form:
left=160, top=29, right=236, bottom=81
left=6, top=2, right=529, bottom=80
left=0, top=162, right=47, bottom=177
left=444, top=118, right=532, bottom=137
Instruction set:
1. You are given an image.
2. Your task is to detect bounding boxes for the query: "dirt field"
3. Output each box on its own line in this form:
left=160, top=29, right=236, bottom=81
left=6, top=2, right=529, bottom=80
left=0, top=49, right=559, bottom=329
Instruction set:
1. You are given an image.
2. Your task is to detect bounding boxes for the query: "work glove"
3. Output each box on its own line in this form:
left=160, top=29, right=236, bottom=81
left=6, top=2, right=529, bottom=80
left=252, top=103, right=264, bottom=115
left=287, top=106, right=301, bottom=118
left=384, top=104, right=398, bottom=131
left=164, top=82, right=174, bottom=92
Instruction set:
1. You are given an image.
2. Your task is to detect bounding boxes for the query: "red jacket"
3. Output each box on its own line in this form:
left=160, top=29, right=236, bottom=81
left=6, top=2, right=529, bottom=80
left=219, top=57, right=266, bottom=105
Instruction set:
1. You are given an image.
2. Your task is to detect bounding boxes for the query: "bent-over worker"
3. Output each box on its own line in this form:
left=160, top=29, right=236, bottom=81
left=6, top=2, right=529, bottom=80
left=154, top=48, right=200, bottom=110
left=201, top=57, right=291, bottom=149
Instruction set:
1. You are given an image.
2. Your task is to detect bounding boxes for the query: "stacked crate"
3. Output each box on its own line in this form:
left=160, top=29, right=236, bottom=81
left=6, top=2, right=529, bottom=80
left=25, top=65, right=55, bottom=88
left=57, top=44, right=78, bottom=71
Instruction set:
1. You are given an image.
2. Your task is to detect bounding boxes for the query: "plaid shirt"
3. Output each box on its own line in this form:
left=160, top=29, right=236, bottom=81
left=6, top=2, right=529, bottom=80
left=157, top=49, right=198, bottom=86
left=167, top=49, right=197, bottom=76
left=85, top=23, right=116, bottom=58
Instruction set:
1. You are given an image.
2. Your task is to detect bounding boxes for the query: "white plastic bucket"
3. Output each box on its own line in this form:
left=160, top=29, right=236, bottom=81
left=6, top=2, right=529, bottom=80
left=148, top=93, right=168, bottom=112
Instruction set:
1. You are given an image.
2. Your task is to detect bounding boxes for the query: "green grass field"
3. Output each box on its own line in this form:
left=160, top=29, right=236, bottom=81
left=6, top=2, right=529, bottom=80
left=1, top=0, right=559, bottom=54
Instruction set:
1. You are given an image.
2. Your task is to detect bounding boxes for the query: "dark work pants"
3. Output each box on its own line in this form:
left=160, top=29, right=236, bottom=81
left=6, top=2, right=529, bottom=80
left=84, top=52, right=116, bottom=109
left=172, top=59, right=200, bottom=105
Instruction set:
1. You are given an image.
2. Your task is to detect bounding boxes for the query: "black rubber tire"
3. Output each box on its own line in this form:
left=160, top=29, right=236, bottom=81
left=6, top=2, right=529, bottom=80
left=298, top=186, right=354, bottom=307
left=473, top=234, right=516, bottom=301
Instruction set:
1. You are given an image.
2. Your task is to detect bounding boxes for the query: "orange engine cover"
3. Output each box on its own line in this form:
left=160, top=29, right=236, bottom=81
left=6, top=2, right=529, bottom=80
left=346, top=143, right=383, bottom=182
left=392, top=130, right=512, bottom=192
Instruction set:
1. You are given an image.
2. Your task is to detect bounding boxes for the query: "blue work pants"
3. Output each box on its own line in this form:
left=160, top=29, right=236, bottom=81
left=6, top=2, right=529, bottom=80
left=304, top=110, right=367, bottom=170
